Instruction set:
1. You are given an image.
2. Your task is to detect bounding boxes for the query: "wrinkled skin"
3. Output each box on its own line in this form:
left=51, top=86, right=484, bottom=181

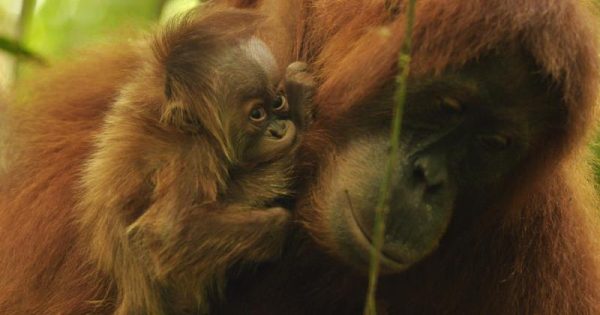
left=216, top=50, right=563, bottom=315
left=321, top=51, right=561, bottom=272
left=1, top=0, right=599, bottom=314
left=212, top=0, right=600, bottom=314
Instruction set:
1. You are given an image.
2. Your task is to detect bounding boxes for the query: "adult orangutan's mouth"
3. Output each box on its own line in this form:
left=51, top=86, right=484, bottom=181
left=346, top=201, right=409, bottom=272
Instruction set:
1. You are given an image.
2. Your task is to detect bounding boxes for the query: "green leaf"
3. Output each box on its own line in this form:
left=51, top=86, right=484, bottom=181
left=0, top=35, right=43, bottom=63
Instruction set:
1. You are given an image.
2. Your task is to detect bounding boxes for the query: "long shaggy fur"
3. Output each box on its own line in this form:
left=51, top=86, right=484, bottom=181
left=1, top=0, right=599, bottom=314
left=0, top=5, right=298, bottom=315
left=217, top=0, right=600, bottom=314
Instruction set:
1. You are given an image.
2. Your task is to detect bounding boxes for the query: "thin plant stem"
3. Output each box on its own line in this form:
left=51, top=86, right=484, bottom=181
left=156, top=0, right=170, bottom=20
left=363, top=1, right=417, bottom=314
left=17, top=0, right=36, bottom=38
left=14, top=0, right=37, bottom=80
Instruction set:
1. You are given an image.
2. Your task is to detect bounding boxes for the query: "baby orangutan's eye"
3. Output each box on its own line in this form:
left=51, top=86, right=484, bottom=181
left=249, top=106, right=268, bottom=122
left=272, top=94, right=288, bottom=112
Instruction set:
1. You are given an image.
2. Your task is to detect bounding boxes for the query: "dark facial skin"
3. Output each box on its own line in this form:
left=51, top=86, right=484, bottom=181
left=218, top=46, right=301, bottom=165
left=323, top=50, right=562, bottom=272
left=113, top=38, right=314, bottom=314
left=239, top=94, right=297, bottom=164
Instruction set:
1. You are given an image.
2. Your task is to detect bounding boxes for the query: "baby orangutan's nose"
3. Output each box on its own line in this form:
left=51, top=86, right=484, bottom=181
left=268, top=121, right=288, bottom=138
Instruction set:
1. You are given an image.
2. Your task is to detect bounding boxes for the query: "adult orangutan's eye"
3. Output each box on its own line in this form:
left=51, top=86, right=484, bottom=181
left=436, top=96, right=463, bottom=114
left=478, top=134, right=510, bottom=150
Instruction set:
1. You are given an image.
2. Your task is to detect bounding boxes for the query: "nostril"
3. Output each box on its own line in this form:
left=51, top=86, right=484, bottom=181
left=412, top=166, right=426, bottom=182
left=425, top=182, right=444, bottom=195
left=268, top=121, right=288, bottom=139
left=412, top=157, right=447, bottom=195
left=269, top=128, right=282, bottom=138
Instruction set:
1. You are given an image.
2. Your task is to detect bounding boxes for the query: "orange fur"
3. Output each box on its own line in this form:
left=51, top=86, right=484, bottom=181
left=0, top=5, right=310, bottom=314
left=1, top=0, right=599, bottom=313
left=216, top=0, right=600, bottom=314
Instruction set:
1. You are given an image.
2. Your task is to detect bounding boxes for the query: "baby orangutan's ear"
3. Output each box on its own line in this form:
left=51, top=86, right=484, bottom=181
left=160, top=101, right=204, bottom=134
left=159, top=76, right=204, bottom=133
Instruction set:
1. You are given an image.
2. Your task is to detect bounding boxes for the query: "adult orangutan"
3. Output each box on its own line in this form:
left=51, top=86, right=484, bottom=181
left=214, top=0, right=600, bottom=314
left=0, top=6, right=314, bottom=315
left=0, top=0, right=599, bottom=314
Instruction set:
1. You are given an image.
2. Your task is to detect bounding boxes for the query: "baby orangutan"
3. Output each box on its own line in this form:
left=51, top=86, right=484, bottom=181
left=77, top=8, right=313, bottom=315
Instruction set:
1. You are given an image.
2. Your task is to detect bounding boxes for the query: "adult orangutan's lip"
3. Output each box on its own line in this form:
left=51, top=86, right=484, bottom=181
left=346, top=200, right=409, bottom=270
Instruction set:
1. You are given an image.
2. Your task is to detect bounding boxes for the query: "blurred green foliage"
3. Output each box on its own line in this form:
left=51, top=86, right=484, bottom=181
left=0, top=36, right=43, bottom=62
left=24, top=0, right=198, bottom=58
left=0, top=0, right=200, bottom=83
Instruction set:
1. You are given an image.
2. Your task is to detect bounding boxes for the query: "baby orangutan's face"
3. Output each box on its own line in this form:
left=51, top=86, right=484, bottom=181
left=221, top=37, right=299, bottom=165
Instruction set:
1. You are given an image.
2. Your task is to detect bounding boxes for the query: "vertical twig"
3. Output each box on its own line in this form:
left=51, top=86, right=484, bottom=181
left=363, top=1, right=417, bottom=314
left=155, top=0, right=170, bottom=20
left=14, top=0, right=37, bottom=80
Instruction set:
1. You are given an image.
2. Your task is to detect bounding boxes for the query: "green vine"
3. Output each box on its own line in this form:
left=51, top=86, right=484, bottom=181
left=363, top=1, right=417, bottom=314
